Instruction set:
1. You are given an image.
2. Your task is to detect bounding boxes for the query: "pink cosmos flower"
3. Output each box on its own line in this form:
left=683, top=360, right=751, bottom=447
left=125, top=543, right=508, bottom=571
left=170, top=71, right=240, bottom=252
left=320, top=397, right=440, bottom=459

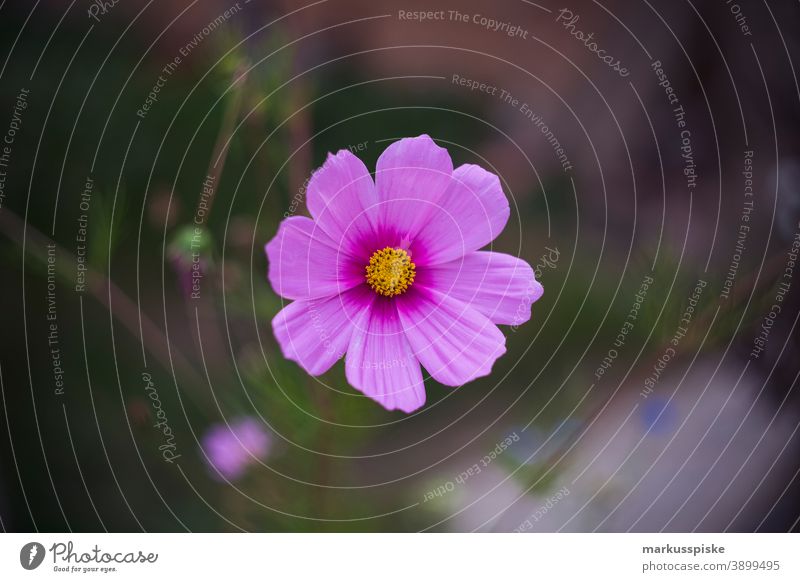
left=201, top=417, right=271, bottom=480
left=265, top=135, right=543, bottom=413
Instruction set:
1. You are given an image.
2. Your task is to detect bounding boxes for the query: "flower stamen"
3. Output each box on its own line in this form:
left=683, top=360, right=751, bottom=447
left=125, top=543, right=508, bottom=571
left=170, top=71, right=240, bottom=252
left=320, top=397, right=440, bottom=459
left=365, top=247, right=416, bottom=297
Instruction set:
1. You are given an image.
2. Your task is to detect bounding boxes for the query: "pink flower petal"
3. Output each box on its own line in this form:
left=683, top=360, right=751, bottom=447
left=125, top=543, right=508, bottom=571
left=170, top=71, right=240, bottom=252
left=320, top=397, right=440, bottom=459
left=265, top=216, right=361, bottom=300
left=345, top=299, right=426, bottom=413
left=397, top=287, right=506, bottom=386
left=419, top=251, right=542, bottom=325
left=374, top=134, right=454, bottom=240
left=273, top=286, right=373, bottom=376
left=264, top=135, right=543, bottom=414
left=306, top=150, right=379, bottom=247
left=410, top=164, right=510, bottom=265
left=201, top=418, right=271, bottom=481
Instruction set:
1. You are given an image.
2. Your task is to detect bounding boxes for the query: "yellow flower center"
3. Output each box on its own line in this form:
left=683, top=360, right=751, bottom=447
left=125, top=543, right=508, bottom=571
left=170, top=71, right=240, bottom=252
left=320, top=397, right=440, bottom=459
left=365, top=247, right=416, bottom=297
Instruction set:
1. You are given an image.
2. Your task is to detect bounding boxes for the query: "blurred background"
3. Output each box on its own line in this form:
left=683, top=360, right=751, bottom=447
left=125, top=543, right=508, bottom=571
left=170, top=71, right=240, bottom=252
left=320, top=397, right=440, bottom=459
left=1, top=0, right=799, bottom=532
